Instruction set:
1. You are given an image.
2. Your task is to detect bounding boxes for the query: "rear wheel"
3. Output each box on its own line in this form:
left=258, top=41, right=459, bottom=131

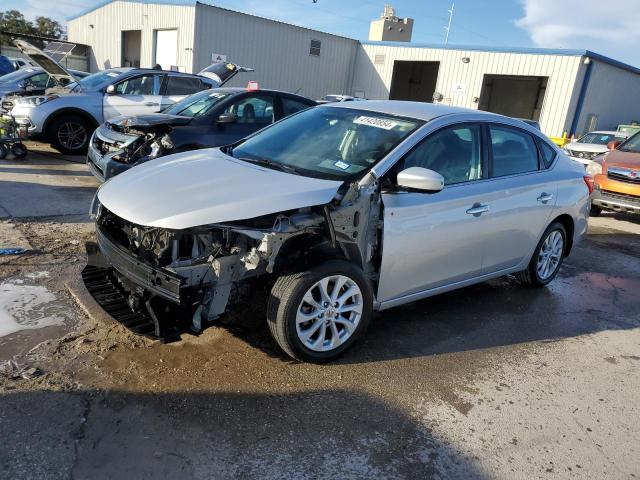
left=49, top=115, right=92, bottom=154
left=267, top=260, right=373, bottom=363
left=590, top=205, right=602, bottom=217
left=516, top=222, right=567, bottom=287
left=0, top=144, right=7, bottom=160
left=11, top=143, right=27, bottom=159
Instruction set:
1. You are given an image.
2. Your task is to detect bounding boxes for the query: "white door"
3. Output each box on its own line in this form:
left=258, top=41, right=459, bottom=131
left=103, top=73, right=164, bottom=120
left=155, top=29, right=178, bottom=70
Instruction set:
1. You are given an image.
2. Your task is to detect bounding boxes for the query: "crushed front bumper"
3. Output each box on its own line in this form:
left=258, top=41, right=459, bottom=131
left=83, top=228, right=190, bottom=342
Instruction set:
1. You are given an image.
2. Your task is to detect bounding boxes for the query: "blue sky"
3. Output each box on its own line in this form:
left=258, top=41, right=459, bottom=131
left=5, top=0, right=640, bottom=67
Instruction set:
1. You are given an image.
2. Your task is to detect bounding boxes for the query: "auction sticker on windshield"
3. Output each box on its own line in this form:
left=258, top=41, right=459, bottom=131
left=354, top=116, right=398, bottom=130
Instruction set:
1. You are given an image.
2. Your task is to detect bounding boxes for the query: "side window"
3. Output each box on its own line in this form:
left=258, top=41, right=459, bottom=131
left=400, top=125, right=483, bottom=185
left=115, top=74, right=162, bottom=95
left=538, top=141, right=557, bottom=168
left=225, top=96, right=274, bottom=125
left=28, top=73, right=49, bottom=89
left=490, top=126, right=539, bottom=177
left=281, top=97, right=312, bottom=117
left=165, top=76, right=205, bottom=96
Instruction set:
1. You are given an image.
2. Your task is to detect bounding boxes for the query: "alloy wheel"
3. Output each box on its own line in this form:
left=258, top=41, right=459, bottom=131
left=295, top=275, right=363, bottom=352
left=58, top=122, right=87, bottom=150
left=537, top=230, right=564, bottom=280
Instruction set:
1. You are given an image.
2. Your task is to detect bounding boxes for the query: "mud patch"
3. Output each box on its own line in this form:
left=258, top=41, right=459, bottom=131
left=0, top=275, right=76, bottom=360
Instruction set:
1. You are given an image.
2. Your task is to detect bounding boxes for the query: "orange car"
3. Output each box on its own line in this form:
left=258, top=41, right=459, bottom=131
left=588, top=132, right=640, bottom=215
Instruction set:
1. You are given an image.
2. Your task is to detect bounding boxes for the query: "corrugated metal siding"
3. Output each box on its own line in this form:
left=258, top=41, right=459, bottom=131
left=574, top=60, right=640, bottom=134
left=352, top=44, right=584, bottom=136
left=67, top=1, right=195, bottom=72
left=192, top=4, right=357, bottom=99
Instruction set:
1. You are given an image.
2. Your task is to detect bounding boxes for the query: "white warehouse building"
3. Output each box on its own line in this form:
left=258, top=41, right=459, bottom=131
left=67, top=0, right=640, bottom=138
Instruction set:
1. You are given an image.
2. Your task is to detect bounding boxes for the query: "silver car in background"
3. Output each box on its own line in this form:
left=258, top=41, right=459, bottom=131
left=85, top=101, right=590, bottom=362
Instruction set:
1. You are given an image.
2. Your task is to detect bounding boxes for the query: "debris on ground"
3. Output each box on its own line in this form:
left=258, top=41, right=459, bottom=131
left=0, top=359, right=43, bottom=380
left=0, top=248, right=26, bottom=255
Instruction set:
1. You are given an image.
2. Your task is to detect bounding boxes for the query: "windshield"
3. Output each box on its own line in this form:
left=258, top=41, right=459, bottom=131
left=79, top=70, right=126, bottom=90
left=0, top=68, right=35, bottom=83
left=618, top=132, right=640, bottom=153
left=164, top=90, right=232, bottom=117
left=578, top=133, right=622, bottom=145
left=229, top=106, right=422, bottom=180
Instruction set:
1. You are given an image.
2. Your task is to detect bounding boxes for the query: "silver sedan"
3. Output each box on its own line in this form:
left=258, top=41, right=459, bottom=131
left=87, top=101, right=591, bottom=362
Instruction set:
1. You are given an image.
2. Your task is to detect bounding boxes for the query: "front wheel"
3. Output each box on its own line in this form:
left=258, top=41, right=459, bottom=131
left=49, top=115, right=92, bottom=155
left=267, top=260, right=373, bottom=363
left=11, top=143, right=27, bottom=159
left=516, top=222, right=567, bottom=287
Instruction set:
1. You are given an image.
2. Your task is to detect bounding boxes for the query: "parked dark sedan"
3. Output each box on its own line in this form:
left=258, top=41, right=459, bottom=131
left=87, top=87, right=316, bottom=181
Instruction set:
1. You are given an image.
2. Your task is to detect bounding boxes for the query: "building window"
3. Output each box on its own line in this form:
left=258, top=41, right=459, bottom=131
left=309, top=39, right=321, bottom=57
left=374, top=54, right=386, bottom=65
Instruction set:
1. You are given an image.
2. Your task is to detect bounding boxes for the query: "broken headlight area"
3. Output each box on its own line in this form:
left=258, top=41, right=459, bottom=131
left=83, top=206, right=328, bottom=342
left=95, top=122, right=175, bottom=164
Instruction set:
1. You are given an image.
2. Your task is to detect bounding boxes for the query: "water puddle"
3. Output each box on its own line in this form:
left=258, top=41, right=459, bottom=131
left=0, top=274, right=76, bottom=360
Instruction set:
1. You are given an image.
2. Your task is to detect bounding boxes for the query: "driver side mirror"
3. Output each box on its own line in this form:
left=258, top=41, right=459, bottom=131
left=217, top=112, right=237, bottom=124
left=396, top=167, right=444, bottom=193
left=105, top=84, right=116, bottom=95
left=607, top=140, right=621, bottom=151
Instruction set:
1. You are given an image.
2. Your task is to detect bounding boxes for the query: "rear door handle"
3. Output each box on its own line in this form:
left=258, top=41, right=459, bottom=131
left=466, top=203, right=489, bottom=216
left=537, top=193, right=554, bottom=204
left=144, top=102, right=159, bottom=107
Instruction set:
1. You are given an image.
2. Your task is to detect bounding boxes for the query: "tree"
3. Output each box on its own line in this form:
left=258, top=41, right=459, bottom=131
left=1, top=10, right=66, bottom=46
left=0, top=10, right=34, bottom=36
left=33, top=16, right=65, bottom=39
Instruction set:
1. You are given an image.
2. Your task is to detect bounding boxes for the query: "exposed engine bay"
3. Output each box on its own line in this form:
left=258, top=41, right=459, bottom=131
left=85, top=180, right=381, bottom=341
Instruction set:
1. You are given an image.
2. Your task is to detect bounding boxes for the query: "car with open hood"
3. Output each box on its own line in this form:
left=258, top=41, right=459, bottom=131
left=0, top=66, right=89, bottom=103
left=84, top=101, right=590, bottom=362
left=86, top=86, right=316, bottom=181
left=587, top=131, right=640, bottom=216
left=564, top=130, right=629, bottom=165
left=9, top=40, right=252, bottom=154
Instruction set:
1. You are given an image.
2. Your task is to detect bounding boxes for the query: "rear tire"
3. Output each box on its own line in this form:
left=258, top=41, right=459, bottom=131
left=516, top=222, right=567, bottom=287
left=590, top=205, right=602, bottom=217
left=267, top=260, right=373, bottom=363
left=0, top=144, right=7, bottom=160
left=49, top=115, right=92, bottom=155
left=11, top=143, right=27, bottom=159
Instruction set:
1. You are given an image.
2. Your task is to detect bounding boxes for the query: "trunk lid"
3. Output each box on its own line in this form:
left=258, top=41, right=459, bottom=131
left=197, top=63, right=254, bottom=87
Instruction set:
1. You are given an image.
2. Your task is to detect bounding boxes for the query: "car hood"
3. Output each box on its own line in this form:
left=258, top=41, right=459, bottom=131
left=97, top=148, right=343, bottom=229
left=565, top=142, right=608, bottom=153
left=604, top=150, right=640, bottom=169
left=108, top=114, right=192, bottom=129
left=14, top=40, right=80, bottom=86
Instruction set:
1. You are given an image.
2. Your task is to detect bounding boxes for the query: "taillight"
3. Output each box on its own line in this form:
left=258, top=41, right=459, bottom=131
left=583, top=175, right=594, bottom=195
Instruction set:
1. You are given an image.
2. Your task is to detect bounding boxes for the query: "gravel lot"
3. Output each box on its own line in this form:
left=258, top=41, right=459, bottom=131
left=1, top=144, right=639, bottom=479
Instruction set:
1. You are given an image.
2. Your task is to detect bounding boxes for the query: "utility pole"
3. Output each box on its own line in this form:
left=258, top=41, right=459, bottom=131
left=444, top=3, right=454, bottom=45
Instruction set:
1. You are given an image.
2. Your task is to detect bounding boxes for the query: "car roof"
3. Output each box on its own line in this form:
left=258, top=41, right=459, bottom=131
left=588, top=131, right=620, bottom=135
left=210, top=87, right=314, bottom=99
left=324, top=100, right=499, bottom=122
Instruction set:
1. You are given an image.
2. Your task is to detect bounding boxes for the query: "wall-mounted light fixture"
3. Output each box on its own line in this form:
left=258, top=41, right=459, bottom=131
left=89, top=24, right=94, bottom=28
left=472, top=96, right=479, bottom=103
left=461, top=57, right=470, bottom=63
left=433, top=92, right=444, bottom=102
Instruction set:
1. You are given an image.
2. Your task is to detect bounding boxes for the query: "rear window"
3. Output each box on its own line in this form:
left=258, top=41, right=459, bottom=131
left=539, top=141, right=556, bottom=168
left=165, top=76, right=206, bottom=95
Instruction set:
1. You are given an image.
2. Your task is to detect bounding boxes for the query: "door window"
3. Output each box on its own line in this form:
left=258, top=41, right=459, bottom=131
left=164, top=76, right=206, bottom=95
left=400, top=125, right=483, bottom=185
left=27, top=73, right=49, bottom=89
left=281, top=97, right=312, bottom=117
left=115, top=74, right=162, bottom=95
left=538, top=141, right=557, bottom=168
left=489, top=126, right=539, bottom=177
left=224, top=96, right=274, bottom=125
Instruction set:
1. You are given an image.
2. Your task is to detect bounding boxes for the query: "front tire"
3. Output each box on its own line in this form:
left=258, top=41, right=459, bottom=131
left=11, top=143, right=27, bottom=159
left=267, top=260, right=373, bottom=363
left=516, top=222, right=567, bottom=287
left=49, top=115, right=92, bottom=154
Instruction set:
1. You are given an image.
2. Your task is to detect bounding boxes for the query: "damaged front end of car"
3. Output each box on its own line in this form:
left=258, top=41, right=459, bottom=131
left=88, top=116, right=187, bottom=181
left=82, top=179, right=382, bottom=342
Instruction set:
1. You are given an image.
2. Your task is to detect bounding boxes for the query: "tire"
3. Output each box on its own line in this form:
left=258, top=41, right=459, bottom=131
left=516, top=222, right=567, bottom=287
left=11, top=143, right=27, bottom=159
left=0, top=144, right=7, bottom=160
left=590, top=205, right=602, bottom=217
left=49, top=115, right=92, bottom=154
left=267, top=260, right=374, bottom=363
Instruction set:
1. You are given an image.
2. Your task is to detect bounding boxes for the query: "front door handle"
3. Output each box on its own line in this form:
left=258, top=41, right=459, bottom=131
left=466, top=203, right=489, bottom=216
left=537, top=193, right=554, bottom=204
left=144, top=102, right=159, bottom=107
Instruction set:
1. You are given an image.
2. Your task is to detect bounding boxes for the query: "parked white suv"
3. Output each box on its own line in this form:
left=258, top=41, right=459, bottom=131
left=564, top=131, right=629, bottom=165
left=9, top=40, right=250, bottom=154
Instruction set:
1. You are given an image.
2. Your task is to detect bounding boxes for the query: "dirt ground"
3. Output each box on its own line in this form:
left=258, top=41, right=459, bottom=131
left=1, top=145, right=639, bottom=479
